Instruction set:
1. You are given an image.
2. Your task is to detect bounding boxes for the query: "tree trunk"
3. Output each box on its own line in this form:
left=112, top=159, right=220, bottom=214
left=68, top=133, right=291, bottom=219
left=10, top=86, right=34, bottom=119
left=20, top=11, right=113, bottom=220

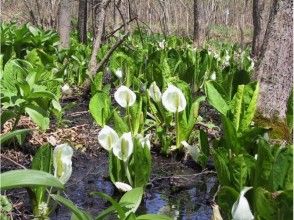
left=252, top=0, right=272, bottom=58
left=78, top=0, right=88, bottom=43
left=193, top=0, right=200, bottom=44
left=58, top=0, right=71, bottom=49
left=253, top=0, right=293, bottom=129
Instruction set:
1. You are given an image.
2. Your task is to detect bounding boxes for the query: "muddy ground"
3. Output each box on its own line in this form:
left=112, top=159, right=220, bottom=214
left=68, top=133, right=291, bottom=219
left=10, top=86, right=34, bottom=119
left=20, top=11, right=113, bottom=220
left=1, top=96, right=220, bottom=220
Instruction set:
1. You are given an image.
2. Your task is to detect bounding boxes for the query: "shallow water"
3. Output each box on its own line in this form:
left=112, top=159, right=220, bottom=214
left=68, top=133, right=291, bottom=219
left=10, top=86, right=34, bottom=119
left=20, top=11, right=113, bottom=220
left=52, top=152, right=217, bottom=220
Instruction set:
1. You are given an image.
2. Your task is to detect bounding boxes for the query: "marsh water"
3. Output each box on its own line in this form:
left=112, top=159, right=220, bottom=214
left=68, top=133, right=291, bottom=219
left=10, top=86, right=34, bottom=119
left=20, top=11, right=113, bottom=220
left=52, top=152, right=217, bottom=220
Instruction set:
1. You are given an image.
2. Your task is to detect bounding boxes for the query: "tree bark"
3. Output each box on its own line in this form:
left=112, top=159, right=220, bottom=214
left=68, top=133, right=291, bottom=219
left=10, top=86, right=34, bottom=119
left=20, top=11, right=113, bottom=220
left=58, top=0, right=71, bottom=49
left=252, top=0, right=272, bottom=58
left=193, top=0, right=200, bottom=44
left=78, top=0, right=88, bottom=43
left=253, top=0, right=293, bottom=122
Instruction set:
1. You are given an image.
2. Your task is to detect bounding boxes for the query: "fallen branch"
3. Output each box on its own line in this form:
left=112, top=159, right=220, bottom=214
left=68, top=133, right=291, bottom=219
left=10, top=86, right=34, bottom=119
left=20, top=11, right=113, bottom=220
left=96, top=33, right=129, bottom=72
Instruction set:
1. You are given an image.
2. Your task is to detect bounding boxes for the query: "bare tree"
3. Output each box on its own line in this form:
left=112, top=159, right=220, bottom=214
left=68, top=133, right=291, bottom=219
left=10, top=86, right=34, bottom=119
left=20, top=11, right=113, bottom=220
left=78, top=0, right=88, bottom=43
left=253, top=0, right=293, bottom=125
left=193, top=0, right=200, bottom=44
left=58, top=0, right=71, bottom=48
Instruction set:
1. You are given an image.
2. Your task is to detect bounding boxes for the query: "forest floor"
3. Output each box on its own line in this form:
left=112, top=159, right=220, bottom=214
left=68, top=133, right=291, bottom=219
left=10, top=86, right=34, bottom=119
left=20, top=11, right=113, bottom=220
left=1, top=94, right=220, bottom=220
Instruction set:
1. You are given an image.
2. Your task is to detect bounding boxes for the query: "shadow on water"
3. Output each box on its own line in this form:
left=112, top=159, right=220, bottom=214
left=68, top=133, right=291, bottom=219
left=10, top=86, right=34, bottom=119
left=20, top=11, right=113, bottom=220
left=52, top=152, right=217, bottom=220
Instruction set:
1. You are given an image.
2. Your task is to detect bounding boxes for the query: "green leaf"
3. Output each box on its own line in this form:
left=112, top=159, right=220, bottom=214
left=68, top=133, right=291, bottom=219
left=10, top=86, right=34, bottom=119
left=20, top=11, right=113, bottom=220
left=216, top=186, right=239, bottom=220
left=0, top=129, right=31, bottom=145
left=51, top=194, right=92, bottom=220
left=231, top=84, right=244, bottom=130
left=253, top=187, right=275, bottom=219
left=0, top=196, right=12, bottom=213
left=130, top=97, right=143, bottom=134
left=254, top=139, right=274, bottom=189
left=212, top=148, right=230, bottom=186
left=25, top=105, right=49, bottom=130
left=52, top=99, right=62, bottom=112
left=230, top=155, right=249, bottom=191
left=0, top=169, right=64, bottom=190
left=113, top=111, right=129, bottom=135
left=91, top=192, right=125, bottom=219
left=31, top=144, right=54, bottom=204
left=199, top=129, right=209, bottom=156
left=119, top=187, right=143, bottom=215
left=221, top=115, right=238, bottom=152
left=0, top=110, right=16, bottom=126
left=270, top=146, right=293, bottom=191
left=136, top=214, right=172, bottom=220
left=239, top=81, right=259, bottom=132
left=89, top=92, right=111, bottom=127
left=133, top=140, right=152, bottom=187
left=205, top=81, right=230, bottom=115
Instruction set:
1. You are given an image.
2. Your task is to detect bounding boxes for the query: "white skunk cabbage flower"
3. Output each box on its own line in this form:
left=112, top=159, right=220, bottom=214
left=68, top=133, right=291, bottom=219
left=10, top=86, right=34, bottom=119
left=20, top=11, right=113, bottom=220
left=61, top=84, right=72, bottom=96
left=137, top=134, right=151, bottom=149
left=162, top=84, right=187, bottom=113
left=53, top=144, right=73, bottom=184
left=211, top=204, right=223, bottom=220
left=210, top=72, right=216, bottom=81
left=114, top=86, right=136, bottom=108
left=113, top=132, right=133, bottom=161
left=232, top=187, right=254, bottom=220
left=148, top=81, right=162, bottom=102
left=98, top=125, right=119, bottom=151
left=158, top=40, right=165, bottom=49
left=115, top=69, right=123, bottom=78
left=114, top=182, right=133, bottom=192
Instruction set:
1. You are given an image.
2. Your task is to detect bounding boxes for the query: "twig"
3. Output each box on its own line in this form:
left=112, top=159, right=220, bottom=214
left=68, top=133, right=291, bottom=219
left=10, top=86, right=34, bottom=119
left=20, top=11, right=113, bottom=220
left=104, top=16, right=137, bottom=39
left=0, top=154, right=27, bottom=169
left=150, top=170, right=216, bottom=183
left=212, top=184, right=221, bottom=204
left=96, top=33, right=129, bottom=72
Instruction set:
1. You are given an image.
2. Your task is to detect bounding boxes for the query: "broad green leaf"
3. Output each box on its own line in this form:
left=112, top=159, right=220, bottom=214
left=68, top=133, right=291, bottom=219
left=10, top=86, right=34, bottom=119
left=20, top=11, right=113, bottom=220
left=119, top=187, right=143, bottom=215
left=113, top=111, right=129, bottom=135
left=205, top=81, right=230, bottom=115
left=230, top=155, right=249, bottom=191
left=270, top=146, right=293, bottom=191
left=212, top=148, right=230, bottom=186
left=25, top=105, right=49, bottom=130
left=231, top=84, right=244, bottom=131
left=89, top=92, right=111, bottom=127
left=0, top=169, right=64, bottom=190
left=253, top=187, right=275, bottom=219
left=239, top=81, right=259, bottom=132
left=254, top=139, right=274, bottom=189
left=0, top=129, right=31, bottom=145
left=133, top=140, right=152, bottom=187
left=51, top=194, right=92, bottom=220
left=221, top=115, right=238, bottom=152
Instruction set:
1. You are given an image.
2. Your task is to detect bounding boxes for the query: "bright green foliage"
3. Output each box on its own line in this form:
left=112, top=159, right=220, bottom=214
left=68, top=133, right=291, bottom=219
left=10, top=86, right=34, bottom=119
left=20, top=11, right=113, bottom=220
left=0, top=169, right=64, bottom=190
left=206, top=80, right=293, bottom=219
left=89, top=91, right=112, bottom=127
